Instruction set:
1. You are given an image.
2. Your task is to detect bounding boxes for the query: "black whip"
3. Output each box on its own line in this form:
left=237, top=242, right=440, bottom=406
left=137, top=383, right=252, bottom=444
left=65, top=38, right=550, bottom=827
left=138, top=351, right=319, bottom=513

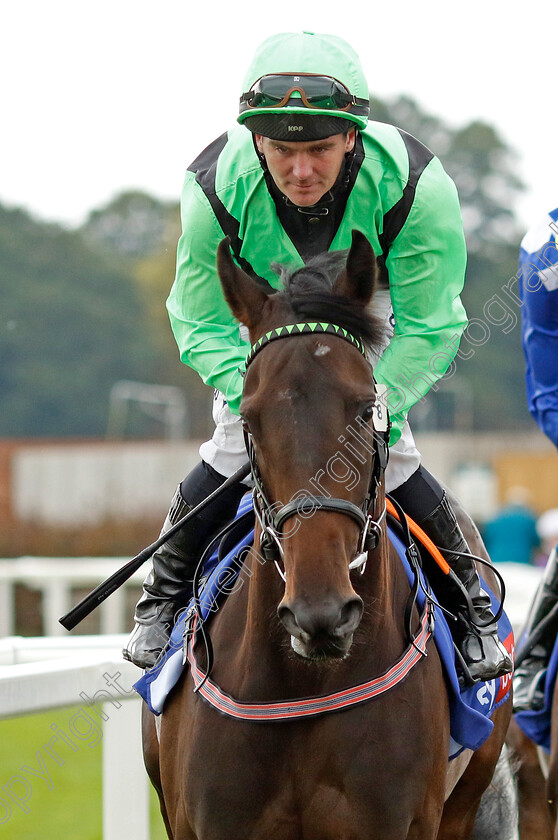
left=58, top=462, right=251, bottom=631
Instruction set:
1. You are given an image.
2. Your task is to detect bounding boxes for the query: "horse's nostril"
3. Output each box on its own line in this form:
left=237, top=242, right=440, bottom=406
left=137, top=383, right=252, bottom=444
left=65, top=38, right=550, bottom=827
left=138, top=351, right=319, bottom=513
left=337, top=597, right=363, bottom=636
left=277, top=604, right=300, bottom=638
left=278, top=596, right=363, bottom=642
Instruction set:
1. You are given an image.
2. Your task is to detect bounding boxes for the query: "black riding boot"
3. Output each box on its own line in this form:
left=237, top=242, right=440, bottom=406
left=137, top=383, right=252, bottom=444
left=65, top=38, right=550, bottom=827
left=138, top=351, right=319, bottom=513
left=513, top=547, right=558, bottom=711
left=123, top=461, right=247, bottom=669
left=418, top=493, right=512, bottom=683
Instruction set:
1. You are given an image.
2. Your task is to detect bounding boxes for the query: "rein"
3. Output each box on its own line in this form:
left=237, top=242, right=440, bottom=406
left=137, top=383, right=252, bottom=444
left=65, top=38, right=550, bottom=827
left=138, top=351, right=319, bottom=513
left=243, top=321, right=390, bottom=575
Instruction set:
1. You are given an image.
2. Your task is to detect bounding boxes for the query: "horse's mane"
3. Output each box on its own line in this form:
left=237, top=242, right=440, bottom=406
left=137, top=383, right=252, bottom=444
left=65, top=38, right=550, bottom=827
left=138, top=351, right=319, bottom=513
left=273, top=250, right=385, bottom=355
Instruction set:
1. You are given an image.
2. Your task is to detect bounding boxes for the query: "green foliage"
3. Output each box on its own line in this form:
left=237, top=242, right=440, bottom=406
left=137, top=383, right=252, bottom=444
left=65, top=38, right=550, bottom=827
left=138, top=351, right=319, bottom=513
left=81, top=190, right=179, bottom=259
left=81, top=190, right=214, bottom=438
left=370, top=95, right=524, bottom=253
left=0, top=95, right=534, bottom=438
left=448, top=122, right=523, bottom=253
left=371, top=94, right=530, bottom=433
left=0, top=205, right=160, bottom=437
left=371, top=95, right=451, bottom=157
left=458, top=245, right=532, bottom=431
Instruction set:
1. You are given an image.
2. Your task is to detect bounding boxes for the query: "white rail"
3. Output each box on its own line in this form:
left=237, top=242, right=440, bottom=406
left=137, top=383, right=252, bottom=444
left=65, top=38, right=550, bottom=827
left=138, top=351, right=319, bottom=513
left=0, top=556, right=146, bottom=637
left=492, top=562, right=543, bottom=634
left=0, top=556, right=543, bottom=640
left=0, top=635, right=150, bottom=839
left=0, top=562, right=544, bottom=838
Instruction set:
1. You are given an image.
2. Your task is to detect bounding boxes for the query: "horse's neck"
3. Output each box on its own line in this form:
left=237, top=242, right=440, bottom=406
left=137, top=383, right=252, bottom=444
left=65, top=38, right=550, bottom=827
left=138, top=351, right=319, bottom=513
left=206, top=543, right=289, bottom=693
left=242, top=542, right=287, bottom=631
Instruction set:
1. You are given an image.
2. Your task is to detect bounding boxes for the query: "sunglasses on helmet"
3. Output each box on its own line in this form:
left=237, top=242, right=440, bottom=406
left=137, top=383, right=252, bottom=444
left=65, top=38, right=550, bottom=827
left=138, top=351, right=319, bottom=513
left=240, top=74, right=369, bottom=114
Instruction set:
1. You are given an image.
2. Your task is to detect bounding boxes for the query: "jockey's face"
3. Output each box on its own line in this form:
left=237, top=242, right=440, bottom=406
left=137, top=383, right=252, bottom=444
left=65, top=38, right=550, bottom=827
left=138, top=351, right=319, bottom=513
left=255, top=130, right=356, bottom=207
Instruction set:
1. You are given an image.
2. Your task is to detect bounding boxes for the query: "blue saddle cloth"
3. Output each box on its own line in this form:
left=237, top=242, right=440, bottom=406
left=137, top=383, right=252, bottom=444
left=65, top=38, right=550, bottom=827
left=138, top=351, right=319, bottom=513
left=514, top=635, right=558, bottom=752
left=134, top=495, right=513, bottom=760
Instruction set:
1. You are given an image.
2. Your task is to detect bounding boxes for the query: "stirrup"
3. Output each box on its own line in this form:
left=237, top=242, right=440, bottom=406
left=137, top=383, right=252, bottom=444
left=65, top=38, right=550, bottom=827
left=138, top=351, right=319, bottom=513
left=514, top=665, right=548, bottom=712
left=456, top=618, right=512, bottom=685
left=123, top=601, right=181, bottom=668
left=525, top=668, right=548, bottom=711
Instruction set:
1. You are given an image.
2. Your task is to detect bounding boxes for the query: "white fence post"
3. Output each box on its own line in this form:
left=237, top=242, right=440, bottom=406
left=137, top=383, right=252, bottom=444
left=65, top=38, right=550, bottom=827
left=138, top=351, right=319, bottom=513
left=0, top=582, right=14, bottom=637
left=0, top=638, right=151, bottom=839
left=103, top=697, right=149, bottom=840
left=42, top=579, right=71, bottom=636
left=0, top=556, right=145, bottom=637
left=100, top=589, right=127, bottom=635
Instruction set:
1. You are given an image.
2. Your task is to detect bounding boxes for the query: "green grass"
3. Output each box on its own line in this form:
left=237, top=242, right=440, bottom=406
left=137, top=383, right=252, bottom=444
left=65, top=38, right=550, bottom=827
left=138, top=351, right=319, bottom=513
left=0, top=707, right=167, bottom=839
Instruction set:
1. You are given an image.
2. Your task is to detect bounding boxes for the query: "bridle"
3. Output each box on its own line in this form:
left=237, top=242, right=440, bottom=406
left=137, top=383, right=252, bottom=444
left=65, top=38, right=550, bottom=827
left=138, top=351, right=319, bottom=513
left=181, top=322, right=436, bottom=712
left=242, top=321, right=390, bottom=578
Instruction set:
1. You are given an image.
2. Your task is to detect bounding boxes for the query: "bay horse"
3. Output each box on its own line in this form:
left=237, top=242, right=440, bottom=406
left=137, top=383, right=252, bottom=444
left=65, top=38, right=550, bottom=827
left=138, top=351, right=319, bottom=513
left=143, top=231, right=512, bottom=839
left=506, top=715, right=553, bottom=839
left=506, top=606, right=558, bottom=839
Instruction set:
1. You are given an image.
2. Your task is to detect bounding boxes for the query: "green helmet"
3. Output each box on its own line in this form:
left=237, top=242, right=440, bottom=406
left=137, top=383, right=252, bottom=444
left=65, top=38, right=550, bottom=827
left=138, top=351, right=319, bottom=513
left=238, top=32, right=370, bottom=140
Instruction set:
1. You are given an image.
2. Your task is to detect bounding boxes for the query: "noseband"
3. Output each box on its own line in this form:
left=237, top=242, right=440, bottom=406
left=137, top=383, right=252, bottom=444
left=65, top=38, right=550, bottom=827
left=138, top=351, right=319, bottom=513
left=242, top=322, right=390, bottom=577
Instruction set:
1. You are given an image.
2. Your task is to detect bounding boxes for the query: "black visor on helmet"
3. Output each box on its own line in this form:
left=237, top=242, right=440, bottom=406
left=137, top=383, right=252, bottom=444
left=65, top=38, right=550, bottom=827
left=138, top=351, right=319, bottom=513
left=243, top=113, right=355, bottom=141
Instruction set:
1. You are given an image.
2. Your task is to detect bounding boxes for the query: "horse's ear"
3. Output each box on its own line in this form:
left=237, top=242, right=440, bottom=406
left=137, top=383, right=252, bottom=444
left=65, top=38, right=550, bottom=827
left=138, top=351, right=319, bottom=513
left=216, top=238, right=269, bottom=330
left=333, top=230, right=377, bottom=306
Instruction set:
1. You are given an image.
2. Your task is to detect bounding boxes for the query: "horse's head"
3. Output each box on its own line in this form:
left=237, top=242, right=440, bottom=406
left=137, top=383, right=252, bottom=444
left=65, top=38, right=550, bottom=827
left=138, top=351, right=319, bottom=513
left=217, top=231, right=388, bottom=660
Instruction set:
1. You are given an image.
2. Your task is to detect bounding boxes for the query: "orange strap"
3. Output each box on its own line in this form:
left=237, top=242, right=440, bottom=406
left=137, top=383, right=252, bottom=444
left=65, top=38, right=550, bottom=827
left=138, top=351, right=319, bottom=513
left=385, top=497, right=451, bottom=576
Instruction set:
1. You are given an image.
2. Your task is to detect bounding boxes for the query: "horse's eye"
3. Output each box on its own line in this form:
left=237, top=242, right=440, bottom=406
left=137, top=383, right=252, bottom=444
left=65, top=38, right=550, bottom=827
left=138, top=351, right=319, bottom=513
left=361, top=404, right=374, bottom=423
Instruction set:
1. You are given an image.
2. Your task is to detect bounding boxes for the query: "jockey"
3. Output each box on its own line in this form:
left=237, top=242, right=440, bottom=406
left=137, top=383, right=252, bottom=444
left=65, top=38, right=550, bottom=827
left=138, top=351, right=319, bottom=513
left=513, top=206, right=558, bottom=712
left=123, top=31, right=512, bottom=683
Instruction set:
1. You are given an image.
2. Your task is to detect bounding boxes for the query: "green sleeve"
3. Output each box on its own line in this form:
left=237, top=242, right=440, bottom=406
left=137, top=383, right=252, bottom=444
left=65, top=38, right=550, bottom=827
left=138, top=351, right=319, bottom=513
left=373, top=156, right=468, bottom=445
left=166, top=172, right=249, bottom=414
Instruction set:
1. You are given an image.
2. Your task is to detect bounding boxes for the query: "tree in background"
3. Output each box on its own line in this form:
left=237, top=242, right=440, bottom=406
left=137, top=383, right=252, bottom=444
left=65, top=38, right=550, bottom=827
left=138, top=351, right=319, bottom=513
left=370, top=95, right=524, bottom=253
left=0, top=96, right=534, bottom=439
left=80, top=190, right=178, bottom=259
left=0, top=205, right=159, bottom=437
left=370, top=95, right=530, bottom=434
left=80, top=190, right=215, bottom=437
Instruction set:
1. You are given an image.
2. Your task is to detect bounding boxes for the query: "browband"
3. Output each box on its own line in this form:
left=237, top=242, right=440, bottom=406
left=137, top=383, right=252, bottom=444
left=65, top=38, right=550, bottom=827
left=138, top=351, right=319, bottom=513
left=244, top=321, right=366, bottom=370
